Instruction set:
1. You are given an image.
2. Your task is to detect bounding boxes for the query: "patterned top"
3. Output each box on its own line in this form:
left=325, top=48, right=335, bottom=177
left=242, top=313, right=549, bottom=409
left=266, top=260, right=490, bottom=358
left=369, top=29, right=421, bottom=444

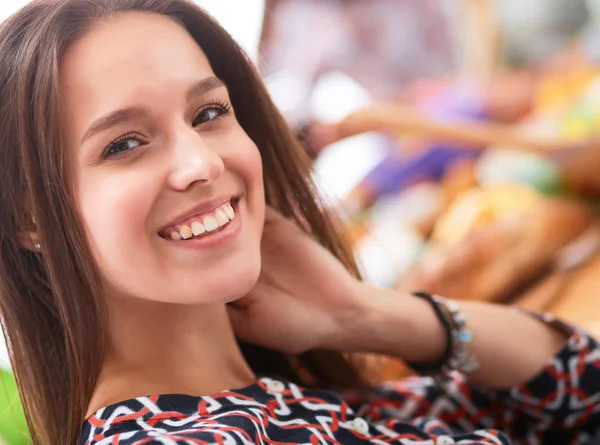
left=80, top=315, right=600, bottom=445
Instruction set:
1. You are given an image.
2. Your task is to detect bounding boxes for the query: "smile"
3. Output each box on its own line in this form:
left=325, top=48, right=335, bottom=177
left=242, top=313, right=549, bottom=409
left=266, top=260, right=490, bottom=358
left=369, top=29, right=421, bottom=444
left=160, top=199, right=237, bottom=241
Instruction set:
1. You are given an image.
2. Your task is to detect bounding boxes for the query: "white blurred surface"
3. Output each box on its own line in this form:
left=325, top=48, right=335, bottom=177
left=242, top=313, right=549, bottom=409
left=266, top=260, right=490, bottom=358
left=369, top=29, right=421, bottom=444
left=0, top=0, right=29, bottom=20
left=196, top=0, right=265, bottom=62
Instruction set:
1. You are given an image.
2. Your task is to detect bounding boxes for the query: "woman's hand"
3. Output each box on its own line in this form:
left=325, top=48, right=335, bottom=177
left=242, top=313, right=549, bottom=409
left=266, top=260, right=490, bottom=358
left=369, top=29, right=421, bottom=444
left=227, top=208, right=363, bottom=353
left=228, top=211, right=571, bottom=390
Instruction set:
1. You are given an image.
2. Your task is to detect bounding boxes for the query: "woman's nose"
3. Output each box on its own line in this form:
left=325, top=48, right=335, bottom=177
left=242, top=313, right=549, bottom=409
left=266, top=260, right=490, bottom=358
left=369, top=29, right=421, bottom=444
left=168, top=129, right=225, bottom=191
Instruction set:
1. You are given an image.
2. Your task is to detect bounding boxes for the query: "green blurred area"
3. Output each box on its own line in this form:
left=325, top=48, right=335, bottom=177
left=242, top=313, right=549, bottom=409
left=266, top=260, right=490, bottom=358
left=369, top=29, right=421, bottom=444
left=0, top=369, right=30, bottom=445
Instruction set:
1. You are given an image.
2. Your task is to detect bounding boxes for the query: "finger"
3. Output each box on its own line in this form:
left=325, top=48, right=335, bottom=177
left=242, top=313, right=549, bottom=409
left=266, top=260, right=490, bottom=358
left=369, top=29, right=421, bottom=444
left=264, top=206, right=305, bottom=232
left=264, top=206, right=285, bottom=223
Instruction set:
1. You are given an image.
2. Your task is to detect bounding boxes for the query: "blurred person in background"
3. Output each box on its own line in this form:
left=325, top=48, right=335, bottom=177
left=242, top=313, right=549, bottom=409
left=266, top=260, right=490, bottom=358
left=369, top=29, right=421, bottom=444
left=260, top=0, right=489, bottom=213
left=260, top=0, right=457, bottom=129
left=300, top=0, right=600, bottom=211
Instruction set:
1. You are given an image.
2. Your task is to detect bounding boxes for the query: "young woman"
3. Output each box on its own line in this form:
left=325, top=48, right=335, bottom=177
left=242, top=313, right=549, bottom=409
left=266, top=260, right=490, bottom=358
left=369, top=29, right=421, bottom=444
left=0, top=1, right=597, bottom=444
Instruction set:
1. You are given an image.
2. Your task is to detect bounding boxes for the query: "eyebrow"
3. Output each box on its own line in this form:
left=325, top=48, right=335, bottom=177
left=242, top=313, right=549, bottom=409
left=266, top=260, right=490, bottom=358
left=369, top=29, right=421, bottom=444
left=80, top=76, right=227, bottom=144
left=80, top=106, right=150, bottom=144
left=186, top=76, right=226, bottom=101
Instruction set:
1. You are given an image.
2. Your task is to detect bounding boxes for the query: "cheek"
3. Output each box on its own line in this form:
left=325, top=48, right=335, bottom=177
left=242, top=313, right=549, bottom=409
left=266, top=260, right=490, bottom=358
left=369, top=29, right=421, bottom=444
left=244, top=143, right=265, bottom=228
left=243, top=145, right=264, bottom=200
left=224, top=130, right=265, bottom=216
left=230, top=132, right=263, bottom=185
left=76, top=169, right=156, bottom=272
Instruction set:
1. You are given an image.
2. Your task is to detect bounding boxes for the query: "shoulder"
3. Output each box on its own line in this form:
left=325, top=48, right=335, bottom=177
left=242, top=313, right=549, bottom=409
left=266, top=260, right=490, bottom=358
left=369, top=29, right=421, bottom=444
left=80, top=391, right=266, bottom=445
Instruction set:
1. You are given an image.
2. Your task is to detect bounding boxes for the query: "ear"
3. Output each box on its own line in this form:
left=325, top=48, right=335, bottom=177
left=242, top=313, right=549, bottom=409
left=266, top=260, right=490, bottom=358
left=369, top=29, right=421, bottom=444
left=16, top=216, right=41, bottom=253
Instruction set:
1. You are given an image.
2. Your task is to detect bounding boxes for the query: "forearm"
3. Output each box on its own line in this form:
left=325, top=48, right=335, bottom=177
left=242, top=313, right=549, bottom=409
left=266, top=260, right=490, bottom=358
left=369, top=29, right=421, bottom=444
left=339, top=284, right=568, bottom=389
left=339, top=105, right=571, bottom=152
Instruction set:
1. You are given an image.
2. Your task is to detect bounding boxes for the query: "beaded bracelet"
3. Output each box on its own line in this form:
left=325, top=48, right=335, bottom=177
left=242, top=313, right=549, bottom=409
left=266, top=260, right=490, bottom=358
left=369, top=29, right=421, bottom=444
left=408, top=292, right=454, bottom=374
left=408, top=292, right=479, bottom=388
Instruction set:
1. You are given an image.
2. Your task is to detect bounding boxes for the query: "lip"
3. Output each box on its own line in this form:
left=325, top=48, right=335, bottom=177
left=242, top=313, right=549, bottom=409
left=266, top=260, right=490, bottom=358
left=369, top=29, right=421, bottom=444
left=159, top=195, right=237, bottom=233
left=160, top=199, right=242, bottom=250
left=163, top=204, right=242, bottom=250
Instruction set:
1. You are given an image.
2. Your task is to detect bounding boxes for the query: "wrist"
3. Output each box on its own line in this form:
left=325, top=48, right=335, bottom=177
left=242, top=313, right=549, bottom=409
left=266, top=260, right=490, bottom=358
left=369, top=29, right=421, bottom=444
left=324, top=283, right=446, bottom=364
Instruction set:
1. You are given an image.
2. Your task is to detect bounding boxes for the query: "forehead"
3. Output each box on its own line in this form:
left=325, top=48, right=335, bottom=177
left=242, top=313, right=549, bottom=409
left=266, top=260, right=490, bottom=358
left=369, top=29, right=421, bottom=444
left=60, top=12, right=215, bottom=131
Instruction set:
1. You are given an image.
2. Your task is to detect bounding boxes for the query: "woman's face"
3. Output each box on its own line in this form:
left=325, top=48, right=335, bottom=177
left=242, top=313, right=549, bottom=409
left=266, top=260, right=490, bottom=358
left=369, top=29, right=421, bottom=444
left=60, top=13, right=265, bottom=304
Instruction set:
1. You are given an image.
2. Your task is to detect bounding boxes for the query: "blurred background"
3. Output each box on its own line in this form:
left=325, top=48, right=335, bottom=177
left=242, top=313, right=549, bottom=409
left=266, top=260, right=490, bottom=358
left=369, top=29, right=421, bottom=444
left=3, top=1, right=600, bottom=442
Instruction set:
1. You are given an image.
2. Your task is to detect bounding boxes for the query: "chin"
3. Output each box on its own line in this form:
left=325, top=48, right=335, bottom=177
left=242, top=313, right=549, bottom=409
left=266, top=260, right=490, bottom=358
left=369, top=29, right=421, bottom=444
left=103, top=229, right=264, bottom=305
left=164, top=251, right=261, bottom=305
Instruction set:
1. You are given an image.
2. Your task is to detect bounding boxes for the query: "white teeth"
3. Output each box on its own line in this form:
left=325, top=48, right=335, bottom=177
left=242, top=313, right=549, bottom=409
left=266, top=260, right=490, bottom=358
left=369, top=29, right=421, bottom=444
left=168, top=201, right=236, bottom=240
left=179, top=225, right=193, bottom=239
left=202, top=215, right=219, bottom=232
left=215, top=209, right=229, bottom=226
left=223, top=203, right=235, bottom=220
left=191, top=221, right=206, bottom=236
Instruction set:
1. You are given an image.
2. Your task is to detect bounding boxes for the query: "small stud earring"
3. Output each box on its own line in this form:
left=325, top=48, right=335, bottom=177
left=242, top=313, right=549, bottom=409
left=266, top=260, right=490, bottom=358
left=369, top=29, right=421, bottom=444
left=34, top=242, right=41, bottom=251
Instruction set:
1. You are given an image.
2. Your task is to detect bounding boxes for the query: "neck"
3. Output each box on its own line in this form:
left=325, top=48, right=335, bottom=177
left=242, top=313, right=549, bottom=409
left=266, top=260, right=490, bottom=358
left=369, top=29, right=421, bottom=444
left=87, top=298, right=255, bottom=418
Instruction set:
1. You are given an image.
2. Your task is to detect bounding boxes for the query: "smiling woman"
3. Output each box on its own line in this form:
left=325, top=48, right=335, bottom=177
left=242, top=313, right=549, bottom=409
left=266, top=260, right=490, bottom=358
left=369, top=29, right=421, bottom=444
left=0, top=1, right=361, bottom=444
left=64, top=11, right=268, bottom=309
left=0, top=2, right=598, bottom=445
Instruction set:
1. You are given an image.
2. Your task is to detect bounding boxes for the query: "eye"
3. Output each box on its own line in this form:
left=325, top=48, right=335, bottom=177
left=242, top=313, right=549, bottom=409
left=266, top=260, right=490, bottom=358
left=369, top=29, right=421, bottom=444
left=103, top=133, right=144, bottom=159
left=192, top=101, right=231, bottom=127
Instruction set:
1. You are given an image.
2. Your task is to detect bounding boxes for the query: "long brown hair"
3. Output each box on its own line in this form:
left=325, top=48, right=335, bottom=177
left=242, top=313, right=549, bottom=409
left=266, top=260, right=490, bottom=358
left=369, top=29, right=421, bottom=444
left=0, top=0, right=365, bottom=443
